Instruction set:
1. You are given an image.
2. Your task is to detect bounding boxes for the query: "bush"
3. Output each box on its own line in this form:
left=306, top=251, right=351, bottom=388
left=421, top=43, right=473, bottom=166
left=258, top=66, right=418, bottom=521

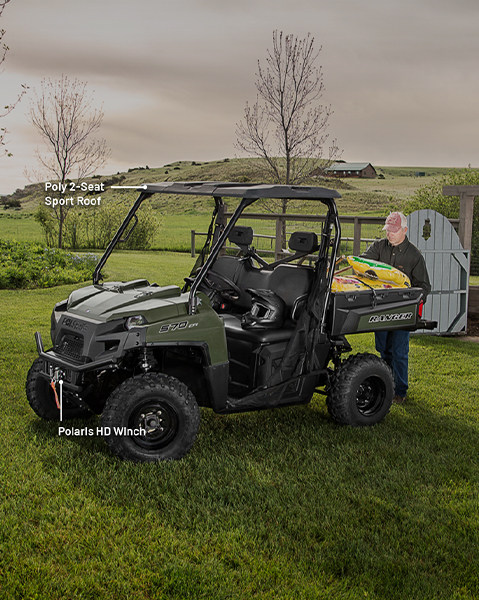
left=405, top=168, right=479, bottom=274
left=1, top=198, right=21, bottom=209
left=0, top=241, right=98, bottom=289
left=34, top=205, right=57, bottom=247
left=35, top=200, right=161, bottom=251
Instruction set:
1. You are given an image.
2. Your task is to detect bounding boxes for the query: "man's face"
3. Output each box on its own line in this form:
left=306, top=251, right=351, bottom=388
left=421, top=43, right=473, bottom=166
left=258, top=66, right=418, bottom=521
left=386, top=226, right=407, bottom=246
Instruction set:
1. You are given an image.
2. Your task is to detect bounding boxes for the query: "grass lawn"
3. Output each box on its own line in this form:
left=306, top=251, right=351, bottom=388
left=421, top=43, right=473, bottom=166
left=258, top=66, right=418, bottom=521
left=1, top=251, right=478, bottom=599
left=0, top=213, right=43, bottom=242
left=101, top=250, right=197, bottom=285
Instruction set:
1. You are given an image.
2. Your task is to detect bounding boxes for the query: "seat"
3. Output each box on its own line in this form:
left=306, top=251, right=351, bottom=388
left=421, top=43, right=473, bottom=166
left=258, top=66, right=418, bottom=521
left=207, top=230, right=316, bottom=321
left=210, top=256, right=313, bottom=314
left=221, top=314, right=294, bottom=344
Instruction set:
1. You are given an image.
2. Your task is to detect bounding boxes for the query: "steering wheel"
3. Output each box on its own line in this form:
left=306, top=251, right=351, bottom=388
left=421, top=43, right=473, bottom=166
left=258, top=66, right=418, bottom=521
left=184, top=271, right=242, bottom=304
left=202, top=271, right=242, bottom=302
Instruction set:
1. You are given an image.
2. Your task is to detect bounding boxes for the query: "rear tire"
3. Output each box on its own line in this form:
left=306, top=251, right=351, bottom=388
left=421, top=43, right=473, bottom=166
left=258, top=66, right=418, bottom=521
left=26, top=358, right=91, bottom=421
left=327, top=353, right=393, bottom=426
left=102, top=372, right=200, bottom=462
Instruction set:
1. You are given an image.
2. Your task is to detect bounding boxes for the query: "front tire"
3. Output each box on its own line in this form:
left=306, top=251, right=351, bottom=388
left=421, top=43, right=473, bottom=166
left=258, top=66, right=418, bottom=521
left=101, top=373, right=200, bottom=462
left=327, top=353, right=393, bottom=426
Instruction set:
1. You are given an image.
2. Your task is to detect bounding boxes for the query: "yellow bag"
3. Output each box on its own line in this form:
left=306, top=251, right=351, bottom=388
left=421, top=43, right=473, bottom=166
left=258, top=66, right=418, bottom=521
left=331, top=274, right=404, bottom=292
left=346, top=256, right=410, bottom=287
left=331, top=276, right=368, bottom=292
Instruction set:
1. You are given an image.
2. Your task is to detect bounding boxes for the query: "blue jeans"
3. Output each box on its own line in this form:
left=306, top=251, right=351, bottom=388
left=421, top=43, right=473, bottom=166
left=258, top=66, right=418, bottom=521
left=374, top=330, right=410, bottom=397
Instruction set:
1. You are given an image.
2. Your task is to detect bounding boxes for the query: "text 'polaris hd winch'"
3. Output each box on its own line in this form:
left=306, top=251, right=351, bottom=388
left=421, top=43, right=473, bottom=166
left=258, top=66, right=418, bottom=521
left=26, top=182, right=435, bottom=461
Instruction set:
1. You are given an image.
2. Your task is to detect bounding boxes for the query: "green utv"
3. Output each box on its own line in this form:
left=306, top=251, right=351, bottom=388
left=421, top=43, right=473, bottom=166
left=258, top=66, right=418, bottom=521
left=26, top=182, right=435, bottom=462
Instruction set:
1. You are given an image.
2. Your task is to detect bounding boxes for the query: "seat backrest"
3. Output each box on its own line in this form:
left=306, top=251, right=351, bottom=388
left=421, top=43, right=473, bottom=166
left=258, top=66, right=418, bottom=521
left=288, top=231, right=318, bottom=253
left=268, top=264, right=314, bottom=309
left=228, top=226, right=254, bottom=250
left=210, top=256, right=313, bottom=315
left=209, top=255, right=242, bottom=282
left=212, top=256, right=271, bottom=308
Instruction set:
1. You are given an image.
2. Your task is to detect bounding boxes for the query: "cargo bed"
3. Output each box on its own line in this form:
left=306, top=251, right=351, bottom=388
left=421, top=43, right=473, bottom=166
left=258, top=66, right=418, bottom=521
left=329, top=287, right=424, bottom=336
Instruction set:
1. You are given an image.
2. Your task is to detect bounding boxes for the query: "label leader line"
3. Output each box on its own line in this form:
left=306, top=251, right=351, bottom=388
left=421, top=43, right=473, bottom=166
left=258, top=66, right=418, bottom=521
left=110, top=185, right=147, bottom=190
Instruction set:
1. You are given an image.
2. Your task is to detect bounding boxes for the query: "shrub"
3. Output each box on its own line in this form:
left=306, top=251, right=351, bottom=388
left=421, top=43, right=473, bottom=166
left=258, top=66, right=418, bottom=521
left=0, top=241, right=98, bottom=289
left=35, top=200, right=161, bottom=251
left=1, top=198, right=21, bottom=209
left=34, top=205, right=57, bottom=247
left=405, top=168, right=479, bottom=274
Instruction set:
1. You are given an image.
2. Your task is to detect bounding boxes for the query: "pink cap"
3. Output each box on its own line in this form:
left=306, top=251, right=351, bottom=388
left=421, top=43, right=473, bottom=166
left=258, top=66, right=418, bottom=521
left=383, top=212, right=407, bottom=233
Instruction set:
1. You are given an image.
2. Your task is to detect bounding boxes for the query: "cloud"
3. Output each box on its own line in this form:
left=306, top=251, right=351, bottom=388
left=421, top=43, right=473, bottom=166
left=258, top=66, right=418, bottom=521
left=1, top=0, right=478, bottom=193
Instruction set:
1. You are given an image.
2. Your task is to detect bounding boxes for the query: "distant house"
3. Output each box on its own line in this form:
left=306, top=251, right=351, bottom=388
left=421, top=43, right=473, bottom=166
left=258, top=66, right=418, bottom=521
left=325, top=162, right=377, bottom=179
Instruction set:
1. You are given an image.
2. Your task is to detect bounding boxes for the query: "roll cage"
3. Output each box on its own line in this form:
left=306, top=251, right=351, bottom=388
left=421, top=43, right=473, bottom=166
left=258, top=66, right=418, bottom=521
left=93, top=181, right=342, bottom=333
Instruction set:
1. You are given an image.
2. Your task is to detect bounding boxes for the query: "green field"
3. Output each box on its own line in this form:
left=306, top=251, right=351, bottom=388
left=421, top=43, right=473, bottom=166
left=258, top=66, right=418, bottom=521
left=103, top=250, right=197, bottom=284
left=1, top=252, right=478, bottom=599
left=0, top=213, right=43, bottom=242
left=2, top=160, right=477, bottom=281
left=1, top=159, right=469, bottom=251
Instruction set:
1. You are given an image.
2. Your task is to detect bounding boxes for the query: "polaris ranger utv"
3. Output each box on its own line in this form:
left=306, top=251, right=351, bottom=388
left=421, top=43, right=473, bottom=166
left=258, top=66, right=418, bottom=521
left=26, top=182, right=433, bottom=461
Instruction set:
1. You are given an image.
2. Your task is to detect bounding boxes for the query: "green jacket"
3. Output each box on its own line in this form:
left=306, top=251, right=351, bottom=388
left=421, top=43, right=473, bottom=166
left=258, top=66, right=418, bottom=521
left=361, top=237, right=431, bottom=299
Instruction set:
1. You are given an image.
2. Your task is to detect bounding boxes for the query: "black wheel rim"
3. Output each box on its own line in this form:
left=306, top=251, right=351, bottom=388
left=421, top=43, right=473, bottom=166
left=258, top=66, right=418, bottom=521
left=356, top=376, right=386, bottom=416
left=128, top=398, right=180, bottom=451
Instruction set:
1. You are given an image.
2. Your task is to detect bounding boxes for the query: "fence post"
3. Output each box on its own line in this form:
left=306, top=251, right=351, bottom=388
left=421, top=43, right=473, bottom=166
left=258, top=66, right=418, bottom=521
left=458, top=191, right=474, bottom=252
left=275, top=217, right=283, bottom=260
left=443, top=185, right=478, bottom=251
left=190, top=230, right=195, bottom=257
left=216, top=202, right=227, bottom=256
left=353, top=217, right=361, bottom=255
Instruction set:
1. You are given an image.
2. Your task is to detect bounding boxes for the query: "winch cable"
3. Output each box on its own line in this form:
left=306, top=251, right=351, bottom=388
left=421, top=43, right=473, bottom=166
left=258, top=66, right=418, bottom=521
left=50, top=380, right=61, bottom=410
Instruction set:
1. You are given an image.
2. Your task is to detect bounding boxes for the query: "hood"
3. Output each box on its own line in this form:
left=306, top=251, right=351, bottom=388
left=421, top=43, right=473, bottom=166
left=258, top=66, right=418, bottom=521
left=66, top=280, right=187, bottom=323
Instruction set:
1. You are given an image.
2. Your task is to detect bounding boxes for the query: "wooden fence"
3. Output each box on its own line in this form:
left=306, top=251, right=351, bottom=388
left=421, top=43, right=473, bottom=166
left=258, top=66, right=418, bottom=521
left=191, top=211, right=460, bottom=260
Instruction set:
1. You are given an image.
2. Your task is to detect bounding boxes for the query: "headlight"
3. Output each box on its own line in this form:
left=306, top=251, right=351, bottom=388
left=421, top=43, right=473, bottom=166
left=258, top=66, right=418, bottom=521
left=125, top=315, right=147, bottom=330
left=50, top=300, right=67, bottom=343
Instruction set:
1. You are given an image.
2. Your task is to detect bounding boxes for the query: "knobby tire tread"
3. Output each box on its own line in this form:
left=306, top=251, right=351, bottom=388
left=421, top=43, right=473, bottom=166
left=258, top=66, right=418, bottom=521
left=102, top=372, right=200, bottom=462
left=327, top=352, right=393, bottom=426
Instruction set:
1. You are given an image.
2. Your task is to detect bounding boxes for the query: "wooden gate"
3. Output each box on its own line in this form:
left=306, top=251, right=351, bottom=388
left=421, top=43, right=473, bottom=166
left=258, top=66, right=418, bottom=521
left=407, top=209, right=470, bottom=335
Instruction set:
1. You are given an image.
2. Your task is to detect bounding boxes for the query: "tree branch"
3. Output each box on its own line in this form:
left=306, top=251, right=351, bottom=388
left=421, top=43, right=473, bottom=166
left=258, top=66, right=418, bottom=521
left=29, top=75, right=110, bottom=247
left=235, top=30, right=341, bottom=187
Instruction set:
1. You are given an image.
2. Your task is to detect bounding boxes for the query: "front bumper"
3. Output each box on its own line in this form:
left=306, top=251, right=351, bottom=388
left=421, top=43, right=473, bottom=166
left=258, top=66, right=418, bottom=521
left=34, top=327, right=145, bottom=391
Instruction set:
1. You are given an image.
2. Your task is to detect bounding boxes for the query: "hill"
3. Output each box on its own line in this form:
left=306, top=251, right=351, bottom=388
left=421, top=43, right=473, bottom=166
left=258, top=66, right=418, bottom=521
left=0, top=158, right=464, bottom=217
left=0, top=159, right=470, bottom=253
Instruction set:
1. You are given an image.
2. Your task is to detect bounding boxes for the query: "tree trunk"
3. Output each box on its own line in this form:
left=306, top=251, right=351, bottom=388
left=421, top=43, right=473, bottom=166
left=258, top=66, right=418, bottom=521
left=281, top=152, right=291, bottom=248
left=281, top=199, right=287, bottom=250
left=58, top=205, right=64, bottom=249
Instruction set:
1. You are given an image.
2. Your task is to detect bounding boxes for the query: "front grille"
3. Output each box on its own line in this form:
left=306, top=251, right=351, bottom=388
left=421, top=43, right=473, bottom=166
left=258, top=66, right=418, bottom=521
left=55, top=333, right=84, bottom=361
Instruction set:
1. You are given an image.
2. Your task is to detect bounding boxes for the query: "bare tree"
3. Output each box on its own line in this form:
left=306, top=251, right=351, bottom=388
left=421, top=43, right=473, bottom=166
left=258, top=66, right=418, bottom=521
left=236, top=31, right=340, bottom=246
left=237, top=31, right=340, bottom=183
left=1, top=0, right=28, bottom=157
left=30, top=75, right=110, bottom=247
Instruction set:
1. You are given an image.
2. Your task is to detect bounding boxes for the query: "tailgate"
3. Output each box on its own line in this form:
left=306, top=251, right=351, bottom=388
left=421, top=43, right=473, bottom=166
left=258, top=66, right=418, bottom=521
left=329, top=287, right=425, bottom=336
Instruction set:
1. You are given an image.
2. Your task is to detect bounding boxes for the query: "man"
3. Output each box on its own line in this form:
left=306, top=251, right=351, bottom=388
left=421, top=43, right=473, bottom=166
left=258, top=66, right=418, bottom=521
left=361, top=212, right=431, bottom=404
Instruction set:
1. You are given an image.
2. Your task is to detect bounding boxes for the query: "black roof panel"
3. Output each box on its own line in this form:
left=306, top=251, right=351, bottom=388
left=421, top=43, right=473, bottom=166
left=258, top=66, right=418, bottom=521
left=139, top=181, right=341, bottom=200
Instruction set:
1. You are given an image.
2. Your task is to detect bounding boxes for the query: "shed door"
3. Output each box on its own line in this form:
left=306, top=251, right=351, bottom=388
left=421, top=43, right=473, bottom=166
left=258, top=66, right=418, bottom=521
left=407, top=209, right=470, bottom=334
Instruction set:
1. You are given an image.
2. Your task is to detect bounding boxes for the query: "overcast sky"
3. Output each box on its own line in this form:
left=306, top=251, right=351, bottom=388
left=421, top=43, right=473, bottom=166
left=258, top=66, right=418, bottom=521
left=1, top=0, right=478, bottom=194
